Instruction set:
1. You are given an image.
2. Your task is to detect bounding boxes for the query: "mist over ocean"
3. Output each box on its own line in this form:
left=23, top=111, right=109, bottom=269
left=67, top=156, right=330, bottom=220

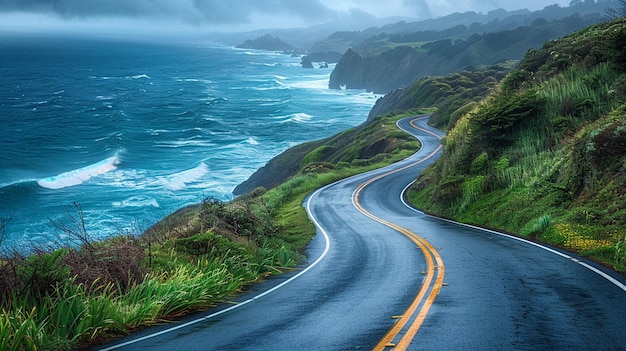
left=0, top=35, right=376, bottom=248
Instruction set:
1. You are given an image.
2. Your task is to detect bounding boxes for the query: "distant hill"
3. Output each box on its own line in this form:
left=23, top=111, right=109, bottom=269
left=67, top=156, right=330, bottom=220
left=329, top=11, right=610, bottom=93
left=236, top=34, right=295, bottom=52
left=310, top=1, right=617, bottom=57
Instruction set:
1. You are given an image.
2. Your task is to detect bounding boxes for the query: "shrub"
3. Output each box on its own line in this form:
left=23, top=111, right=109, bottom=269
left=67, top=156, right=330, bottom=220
left=19, top=249, right=70, bottom=295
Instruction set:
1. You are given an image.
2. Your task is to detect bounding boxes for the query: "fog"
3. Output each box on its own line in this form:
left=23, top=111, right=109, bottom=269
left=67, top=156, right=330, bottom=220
left=0, top=0, right=573, bottom=36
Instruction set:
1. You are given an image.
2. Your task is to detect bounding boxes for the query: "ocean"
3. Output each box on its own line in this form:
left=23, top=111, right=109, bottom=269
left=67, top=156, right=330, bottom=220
left=0, top=34, right=376, bottom=248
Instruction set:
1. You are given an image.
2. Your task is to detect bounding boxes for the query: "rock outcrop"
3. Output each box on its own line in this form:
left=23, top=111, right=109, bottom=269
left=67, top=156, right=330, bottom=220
left=329, top=47, right=425, bottom=94
left=303, top=51, right=343, bottom=64
left=236, top=34, right=295, bottom=52
left=301, top=56, right=314, bottom=69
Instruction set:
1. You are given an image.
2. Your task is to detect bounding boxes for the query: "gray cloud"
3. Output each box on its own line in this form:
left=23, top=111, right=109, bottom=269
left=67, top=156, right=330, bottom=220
left=0, top=0, right=574, bottom=31
left=402, top=0, right=434, bottom=18
left=192, top=0, right=334, bottom=24
left=0, top=0, right=336, bottom=25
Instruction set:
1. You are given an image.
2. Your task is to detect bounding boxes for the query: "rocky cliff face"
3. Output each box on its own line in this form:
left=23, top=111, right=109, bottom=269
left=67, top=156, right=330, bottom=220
left=366, top=87, right=412, bottom=122
left=329, top=47, right=427, bottom=94
left=232, top=140, right=324, bottom=196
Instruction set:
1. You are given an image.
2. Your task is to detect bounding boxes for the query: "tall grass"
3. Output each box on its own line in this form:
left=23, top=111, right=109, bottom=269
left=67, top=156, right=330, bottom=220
left=539, top=63, right=616, bottom=125
left=0, top=252, right=272, bottom=350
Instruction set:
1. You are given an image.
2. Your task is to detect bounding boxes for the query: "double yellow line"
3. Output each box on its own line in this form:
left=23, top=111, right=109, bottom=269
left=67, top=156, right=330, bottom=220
left=351, top=116, right=444, bottom=350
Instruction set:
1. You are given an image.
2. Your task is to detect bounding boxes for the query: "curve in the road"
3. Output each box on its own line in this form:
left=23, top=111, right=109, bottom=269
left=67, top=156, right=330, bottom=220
left=99, top=187, right=334, bottom=351
left=350, top=116, right=445, bottom=350
left=96, top=114, right=626, bottom=350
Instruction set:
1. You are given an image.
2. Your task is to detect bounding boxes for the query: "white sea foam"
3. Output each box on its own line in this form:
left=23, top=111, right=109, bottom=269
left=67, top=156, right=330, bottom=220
left=245, top=137, right=260, bottom=145
left=243, top=51, right=281, bottom=57
left=130, top=74, right=151, bottom=79
left=247, top=85, right=288, bottom=91
left=175, top=78, right=213, bottom=84
left=112, top=196, right=159, bottom=208
left=98, top=168, right=155, bottom=189
left=282, top=78, right=329, bottom=90
left=250, top=62, right=278, bottom=67
left=155, top=140, right=216, bottom=148
left=162, top=163, right=209, bottom=191
left=280, top=113, right=314, bottom=123
left=37, top=156, right=120, bottom=190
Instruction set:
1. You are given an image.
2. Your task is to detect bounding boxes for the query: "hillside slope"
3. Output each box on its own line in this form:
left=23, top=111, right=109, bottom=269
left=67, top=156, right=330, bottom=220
left=409, top=18, right=626, bottom=271
left=233, top=67, right=507, bottom=195
left=329, top=12, right=607, bottom=93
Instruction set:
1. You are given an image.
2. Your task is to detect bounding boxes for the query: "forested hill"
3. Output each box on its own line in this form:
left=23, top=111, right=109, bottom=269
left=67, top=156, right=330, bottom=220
left=409, top=17, right=626, bottom=272
left=328, top=11, right=608, bottom=93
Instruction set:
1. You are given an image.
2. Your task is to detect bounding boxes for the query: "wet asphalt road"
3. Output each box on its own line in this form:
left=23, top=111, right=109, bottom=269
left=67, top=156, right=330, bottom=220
left=93, top=116, right=626, bottom=350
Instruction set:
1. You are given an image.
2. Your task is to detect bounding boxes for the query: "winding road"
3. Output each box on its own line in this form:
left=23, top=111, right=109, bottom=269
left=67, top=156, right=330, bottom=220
left=94, top=116, right=626, bottom=350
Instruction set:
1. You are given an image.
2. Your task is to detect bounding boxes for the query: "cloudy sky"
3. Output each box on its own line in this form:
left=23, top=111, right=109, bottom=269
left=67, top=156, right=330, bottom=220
left=0, top=0, right=573, bottom=34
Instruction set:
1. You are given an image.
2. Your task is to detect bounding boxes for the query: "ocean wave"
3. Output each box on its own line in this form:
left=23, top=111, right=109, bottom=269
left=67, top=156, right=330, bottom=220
left=154, top=139, right=216, bottom=148
left=88, top=74, right=151, bottom=80
left=250, top=62, right=278, bottom=67
left=0, top=179, right=38, bottom=192
left=247, top=85, right=289, bottom=91
left=242, top=51, right=281, bottom=57
left=259, top=99, right=291, bottom=106
left=245, top=137, right=260, bottom=145
left=202, top=96, right=228, bottom=105
left=280, top=78, right=328, bottom=90
left=112, top=196, right=159, bottom=208
left=175, top=78, right=213, bottom=84
left=162, top=163, right=209, bottom=191
left=37, top=156, right=120, bottom=190
left=279, top=113, right=314, bottom=124
left=129, top=74, right=151, bottom=79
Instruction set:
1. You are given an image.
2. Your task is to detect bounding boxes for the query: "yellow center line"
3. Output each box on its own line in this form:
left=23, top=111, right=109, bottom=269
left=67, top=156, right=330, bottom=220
left=351, top=116, right=444, bottom=350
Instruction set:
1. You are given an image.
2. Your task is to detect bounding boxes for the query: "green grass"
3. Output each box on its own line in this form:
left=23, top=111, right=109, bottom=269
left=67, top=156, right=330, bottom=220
left=0, top=109, right=432, bottom=350
left=409, top=18, right=626, bottom=273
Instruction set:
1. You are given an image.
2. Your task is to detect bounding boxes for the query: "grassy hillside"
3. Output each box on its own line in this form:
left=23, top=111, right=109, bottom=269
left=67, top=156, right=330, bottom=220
left=408, top=18, right=626, bottom=272
left=368, top=66, right=511, bottom=129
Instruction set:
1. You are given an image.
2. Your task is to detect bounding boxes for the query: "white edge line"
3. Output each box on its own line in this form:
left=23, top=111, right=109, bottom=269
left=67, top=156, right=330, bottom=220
left=100, top=186, right=332, bottom=351
left=397, top=117, right=626, bottom=292
left=399, top=175, right=626, bottom=293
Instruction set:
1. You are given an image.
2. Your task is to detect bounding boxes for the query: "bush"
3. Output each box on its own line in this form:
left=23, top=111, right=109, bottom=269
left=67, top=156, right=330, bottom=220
left=15, top=249, right=70, bottom=298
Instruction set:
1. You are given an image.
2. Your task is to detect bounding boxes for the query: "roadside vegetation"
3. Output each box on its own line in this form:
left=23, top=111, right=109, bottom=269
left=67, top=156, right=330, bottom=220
left=408, top=17, right=626, bottom=272
left=0, top=198, right=301, bottom=350
left=0, top=110, right=428, bottom=350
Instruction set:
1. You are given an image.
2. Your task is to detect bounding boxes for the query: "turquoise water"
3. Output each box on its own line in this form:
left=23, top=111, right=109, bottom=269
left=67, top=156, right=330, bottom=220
left=0, top=34, right=376, bottom=248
